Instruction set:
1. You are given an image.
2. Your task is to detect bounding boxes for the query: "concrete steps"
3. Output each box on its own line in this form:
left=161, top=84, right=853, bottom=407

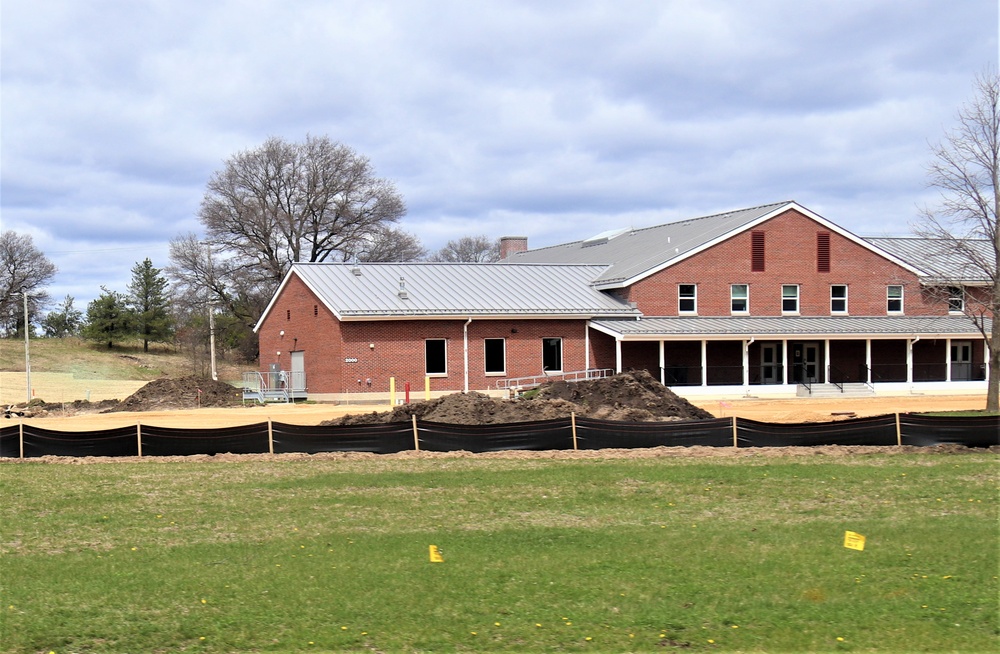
left=797, top=382, right=875, bottom=398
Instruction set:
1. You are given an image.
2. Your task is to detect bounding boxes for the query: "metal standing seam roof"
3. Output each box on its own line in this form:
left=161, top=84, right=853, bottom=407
left=503, top=201, right=793, bottom=285
left=590, top=315, right=991, bottom=339
left=287, top=262, right=642, bottom=319
left=865, top=237, right=994, bottom=283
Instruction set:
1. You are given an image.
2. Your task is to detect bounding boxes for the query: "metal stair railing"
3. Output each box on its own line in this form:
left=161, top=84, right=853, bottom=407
left=495, top=368, right=614, bottom=391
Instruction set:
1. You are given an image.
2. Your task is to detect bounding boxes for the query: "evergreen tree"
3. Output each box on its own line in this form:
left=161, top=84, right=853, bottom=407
left=127, top=258, right=173, bottom=352
left=82, top=287, right=131, bottom=349
left=41, top=295, right=83, bottom=337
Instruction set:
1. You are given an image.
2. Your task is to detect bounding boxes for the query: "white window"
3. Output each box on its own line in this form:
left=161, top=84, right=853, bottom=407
left=887, top=285, right=903, bottom=314
left=830, top=285, right=848, bottom=314
left=948, top=287, right=964, bottom=313
left=731, top=284, right=748, bottom=314
left=484, top=338, right=506, bottom=375
left=781, top=285, right=799, bottom=314
left=678, top=284, right=697, bottom=314
left=542, top=338, right=563, bottom=373
left=425, top=339, right=447, bottom=376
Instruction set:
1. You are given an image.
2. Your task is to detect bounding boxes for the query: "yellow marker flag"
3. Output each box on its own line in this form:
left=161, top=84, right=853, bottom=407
left=844, top=531, right=866, bottom=551
left=429, top=544, right=444, bottom=563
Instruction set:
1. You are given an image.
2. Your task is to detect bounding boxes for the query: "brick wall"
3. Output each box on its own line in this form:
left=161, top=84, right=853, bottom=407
left=622, top=208, right=947, bottom=317
left=260, top=275, right=593, bottom=393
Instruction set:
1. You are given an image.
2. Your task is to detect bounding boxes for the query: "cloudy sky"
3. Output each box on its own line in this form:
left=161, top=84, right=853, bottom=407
left=2, top=0, right=997, bottom=310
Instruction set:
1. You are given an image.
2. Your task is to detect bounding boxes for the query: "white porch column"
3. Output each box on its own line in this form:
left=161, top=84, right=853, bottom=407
left=659, top=340, right=665, bottom=385
left=782, top=340, right=789, bottom=385
left=907, top=338, right=916, bottom=384
left=985, top=337, right=991, bottom=381
left=615, top=338, right=622, bottom=374
left=584, top=323, right=591, bottom=371
left=742, top=339, right=751, bottom=387
left=865, top=339, right=872, bottom=384
left=701, top=339, right=708, bottom=387
left=945, top=338, right=952, bottom=382
left=824, top=339, right=831, bottom=384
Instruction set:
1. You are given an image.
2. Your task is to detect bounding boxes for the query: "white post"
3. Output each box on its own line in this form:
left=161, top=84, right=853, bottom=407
left=23, top=291, right=31, bottom=403
left=865, top=339, right=872, bottom=384
left=659, top=340, right=665, bottom=385
left=945, top=338, right=952, bottom=382
left=701, top=340, right=708, bottom=387
left=615, top=338, right=622, bottom=373
left=782, top=339, right=789, bottom=385
left=824, top=339, right=831, bottom=384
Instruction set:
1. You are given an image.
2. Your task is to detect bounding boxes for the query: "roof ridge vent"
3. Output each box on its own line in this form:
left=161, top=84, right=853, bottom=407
left=582, top=227, right=629, bottom=247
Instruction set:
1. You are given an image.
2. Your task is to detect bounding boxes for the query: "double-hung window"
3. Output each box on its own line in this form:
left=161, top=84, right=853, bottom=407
left=887, top=285, right=903, bottom=314
left=678, top=284, right=697, bottom=314
left=830, top=285, right=848, bottom=314
left=948, top=287, right=964, bottom=313
left=781, top=285, right=800, bottom=314
left=731, top=284, right=748, bottom=314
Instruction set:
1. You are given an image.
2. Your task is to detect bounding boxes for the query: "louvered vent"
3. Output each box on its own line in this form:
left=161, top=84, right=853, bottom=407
left=817, top=232, right=831, bottom=273
left=751, top=231, right=765, bottom=272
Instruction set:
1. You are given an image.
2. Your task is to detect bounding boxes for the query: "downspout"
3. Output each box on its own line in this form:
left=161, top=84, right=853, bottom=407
left=463, top=317, right=472, bottom=393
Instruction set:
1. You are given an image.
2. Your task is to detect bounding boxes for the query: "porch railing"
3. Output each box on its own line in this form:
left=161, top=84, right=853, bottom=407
left=494, top=368, right=614, bottom=391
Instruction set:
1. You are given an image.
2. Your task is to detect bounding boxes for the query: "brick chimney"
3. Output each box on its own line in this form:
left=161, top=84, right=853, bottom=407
left=499, top=236, right=528, bottom=260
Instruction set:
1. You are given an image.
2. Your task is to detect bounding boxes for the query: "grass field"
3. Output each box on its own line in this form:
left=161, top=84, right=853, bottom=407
left=1, top=453, right=996, bottom=653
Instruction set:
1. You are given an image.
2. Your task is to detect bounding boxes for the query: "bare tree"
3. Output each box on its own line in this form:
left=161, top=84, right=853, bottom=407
left=198, top=135, right=406, bottom=287
left=352, top=226, right=426, bottom=262
left=430, top=235, right=501, bottom=263
left=918, top=69, right=1000, bottom=411
left=0, top=230, right=57, bottom=337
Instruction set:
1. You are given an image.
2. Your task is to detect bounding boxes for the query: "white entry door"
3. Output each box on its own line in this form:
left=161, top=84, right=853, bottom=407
left=950, top=341, right=972, bottom=381
left=290, top=351, right=306, bottom=392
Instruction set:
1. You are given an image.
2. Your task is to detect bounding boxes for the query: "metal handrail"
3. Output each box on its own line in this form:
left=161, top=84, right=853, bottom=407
left=495, top=368, right=614, bottom=391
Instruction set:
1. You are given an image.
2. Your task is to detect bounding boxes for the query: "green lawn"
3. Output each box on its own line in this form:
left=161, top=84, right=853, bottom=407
left=1, top=453, right=996, bottom=653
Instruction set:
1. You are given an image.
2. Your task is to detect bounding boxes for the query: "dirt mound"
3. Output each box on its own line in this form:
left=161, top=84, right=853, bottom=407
left=328, top=370, right=715, bottom=426
left=110, top=377, right=244, bottom=412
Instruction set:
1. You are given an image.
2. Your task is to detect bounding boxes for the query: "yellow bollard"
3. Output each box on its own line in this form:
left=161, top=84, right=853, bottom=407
left=425, top=376, right=430, bottom=401
left=389, top=377, right=395, bottom=405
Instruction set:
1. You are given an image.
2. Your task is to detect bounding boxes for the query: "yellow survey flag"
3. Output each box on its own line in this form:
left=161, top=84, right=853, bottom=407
left=843, top=531, right=866, bottom=551
left=429, top=544, right=444, bottom=562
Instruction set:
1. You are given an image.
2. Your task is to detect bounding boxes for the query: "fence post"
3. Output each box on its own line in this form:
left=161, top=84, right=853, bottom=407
left=136, top=422, right=142, bottom=457
left=895, top=413, right=902, bottom=447
left=412, top=414, right=419, bottom=451
left=268, top=418, right=274, bottom=455
left=19, top=419, right=24, bottom=459
left=732, top=416, right=738, bottom=448
left=571, top=412, right=578, bottom=450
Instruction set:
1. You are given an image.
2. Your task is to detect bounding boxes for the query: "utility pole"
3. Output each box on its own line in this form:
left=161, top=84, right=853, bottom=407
left=23, top=290, right=31, bottom=403
left=205, top=242, right=218, bottom=381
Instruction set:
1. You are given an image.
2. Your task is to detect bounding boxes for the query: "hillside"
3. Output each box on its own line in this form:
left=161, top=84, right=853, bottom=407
left=0, top=337, right=248, bottom=404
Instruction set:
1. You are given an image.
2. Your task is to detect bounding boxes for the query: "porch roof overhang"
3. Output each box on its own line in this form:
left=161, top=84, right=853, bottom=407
left=589, top=316, right=991, bottom=341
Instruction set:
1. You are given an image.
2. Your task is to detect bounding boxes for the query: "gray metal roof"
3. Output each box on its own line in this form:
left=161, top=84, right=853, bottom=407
left=865, top=237, right=994, bottom=284
left=503, top=201, right=794, bottom=286
left=279, top=262, right=641, bottom=320
left=591, top=316, right=990, bottom=339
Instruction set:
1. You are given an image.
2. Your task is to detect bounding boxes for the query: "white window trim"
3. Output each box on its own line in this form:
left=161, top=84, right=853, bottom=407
left=425, top=338, right=448, bottom=377
left=830, top=284, right=848, bottom=315
left=484, top=337, right=506, bottom=376
left=887, top=285, right=904, bottom=315
left=542, top=337, right=563, bottom=373
left=731, top=284, right=749, bottom=315
left=678, top=284, right=697, bottom=315
left=781, top=284, right=800, bottom=315
left=948, top=287, right=965, bottom=314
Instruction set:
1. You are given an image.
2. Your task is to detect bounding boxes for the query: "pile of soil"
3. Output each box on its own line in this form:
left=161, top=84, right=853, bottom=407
left=328, top=370, right=715, bottom=426
left=111, top=377, right=244, bottom=412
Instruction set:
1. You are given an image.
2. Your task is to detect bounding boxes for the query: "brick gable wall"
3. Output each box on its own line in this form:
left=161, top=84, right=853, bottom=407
left=621, top=208, right=947, bottom=317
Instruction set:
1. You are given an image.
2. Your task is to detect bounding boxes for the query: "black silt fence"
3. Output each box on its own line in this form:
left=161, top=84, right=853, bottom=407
left=899, top=414, right=1000, bottom=448
left=271, top=421, right=415, bottom=454
left=574, top=416, right=734, bottom=449
left=0, top=413, right=996, bottom=459
left=139, top=423, right=270, bottom=456
left=418, top=419, right=574, bottom=452
left=736, top=415, right=900, bottom=447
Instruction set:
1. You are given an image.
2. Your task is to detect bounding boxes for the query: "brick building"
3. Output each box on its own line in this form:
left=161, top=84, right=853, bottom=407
left=251, top=201, right=992, bottom=401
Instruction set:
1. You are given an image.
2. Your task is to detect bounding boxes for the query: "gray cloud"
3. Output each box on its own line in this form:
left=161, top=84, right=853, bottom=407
left=1, top=0, right=996, bottom=311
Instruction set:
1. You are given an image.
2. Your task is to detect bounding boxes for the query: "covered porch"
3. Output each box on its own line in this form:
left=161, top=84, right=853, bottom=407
left=589, top=316, right=991, bottom=397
